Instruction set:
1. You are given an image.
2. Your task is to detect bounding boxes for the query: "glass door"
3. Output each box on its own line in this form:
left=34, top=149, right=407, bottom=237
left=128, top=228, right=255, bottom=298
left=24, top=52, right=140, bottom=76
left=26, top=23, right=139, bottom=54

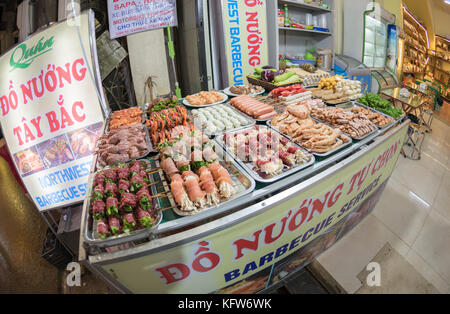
left=363, top=15, right=387, bottom=68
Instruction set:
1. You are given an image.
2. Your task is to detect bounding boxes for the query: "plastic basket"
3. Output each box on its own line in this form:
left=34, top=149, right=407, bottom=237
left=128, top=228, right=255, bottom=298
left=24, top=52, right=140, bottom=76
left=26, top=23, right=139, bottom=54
left=247, top=76, right=301, bottom=91
left=41, top=228, right=73, bottom=270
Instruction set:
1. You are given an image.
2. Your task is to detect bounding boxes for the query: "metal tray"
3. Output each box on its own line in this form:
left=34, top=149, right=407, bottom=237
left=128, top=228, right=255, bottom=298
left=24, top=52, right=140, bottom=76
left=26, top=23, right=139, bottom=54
left=189, top=103, right=256, bottom=137
left=266, top=119, right=353, bottom=158
left=354, top=101, right=403, bottom=125
left=96, top=123, right=153, bottom=169
left=152, top=144, right=256, bottom=216
left=340, top=101, right=397, bottom=132
left=310, top=108, right=379, bottom=141
left=354, top=101, right=405, bottom=121
left=182, top=92, right=228, bottom=108
left=83, top=159, right=163, bottom=248
left=215, top=125, right=315, bottom=183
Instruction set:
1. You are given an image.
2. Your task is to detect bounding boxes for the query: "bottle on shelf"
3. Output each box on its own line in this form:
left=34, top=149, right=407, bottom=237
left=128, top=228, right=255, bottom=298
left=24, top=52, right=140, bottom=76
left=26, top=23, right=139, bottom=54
left=284, top=4, right=290, bottom=27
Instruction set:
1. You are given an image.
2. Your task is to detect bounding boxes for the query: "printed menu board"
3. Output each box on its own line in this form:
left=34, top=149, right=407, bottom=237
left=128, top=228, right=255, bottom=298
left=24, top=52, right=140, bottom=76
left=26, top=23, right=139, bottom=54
left=0, top=11, right=106, bottom=211
left=107, top=0, right=177, bottom=39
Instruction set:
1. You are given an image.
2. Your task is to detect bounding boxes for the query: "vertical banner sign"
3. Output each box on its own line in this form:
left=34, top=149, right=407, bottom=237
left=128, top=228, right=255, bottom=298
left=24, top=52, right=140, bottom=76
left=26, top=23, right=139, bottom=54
left=386, top=25, right=398, bottom=74
left=0, top=12, right=105, bottom=211
left=107, top=0, right=177, bottom=39
left=222, top=0, right=268, bottom=85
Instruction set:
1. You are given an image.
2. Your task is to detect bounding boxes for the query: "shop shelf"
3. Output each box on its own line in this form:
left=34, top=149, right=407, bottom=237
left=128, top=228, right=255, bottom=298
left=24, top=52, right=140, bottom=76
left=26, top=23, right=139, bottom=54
left=278, top=0, right=332, bottom=13
left=278, top=26, right=332, bottom=36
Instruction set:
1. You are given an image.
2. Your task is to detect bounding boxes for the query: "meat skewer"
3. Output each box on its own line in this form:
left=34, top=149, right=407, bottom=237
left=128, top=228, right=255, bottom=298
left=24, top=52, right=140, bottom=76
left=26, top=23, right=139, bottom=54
left=170, top=174, right=196, bottom=211
left=198, top=166, right=220, bottom=206
left=208, top=162, right=235, bottom=198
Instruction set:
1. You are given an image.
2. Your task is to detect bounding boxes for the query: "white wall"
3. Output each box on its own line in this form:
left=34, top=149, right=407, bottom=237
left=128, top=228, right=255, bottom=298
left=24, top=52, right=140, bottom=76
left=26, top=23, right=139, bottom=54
left=126, top=30, right=171, bottom=105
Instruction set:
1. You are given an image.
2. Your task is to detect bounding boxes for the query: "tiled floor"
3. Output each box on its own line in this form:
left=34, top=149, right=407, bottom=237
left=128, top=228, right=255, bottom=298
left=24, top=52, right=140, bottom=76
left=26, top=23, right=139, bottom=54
left=317, top=117, right=450, bottom=294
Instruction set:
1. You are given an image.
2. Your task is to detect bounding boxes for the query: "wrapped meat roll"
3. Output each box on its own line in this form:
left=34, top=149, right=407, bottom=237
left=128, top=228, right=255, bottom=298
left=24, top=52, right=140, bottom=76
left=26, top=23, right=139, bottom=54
left=93, top=172, right=105, bottom=186
left=92, top=184, right=104, bottom=201
left=120, top=192, right=136, bottom=212
left=136, top=188, right=152, bottom=210
left=103, top=169, right=117, bottom=182
left=161, top=157, right=179, bottom=177
left=129, top=161, right=142, bottom=174
left=116, top=166, right=130, bottom=181
left=118, top=179, right=130, bottom=193
left=130, top=175, right=145, bottom=192
left=202, top=146, right=218, bottom=163
left=121, top=213, right=136, bottom=233
left=91, top=200, right=106, bottom=220
left=106, top=197, right=119, bottom=217
left=97, top=219, right=110, bottom=239
left=108, top=216, right=121, bottom=235
left=105, top=182, right=118, bottom=198
left=170, top=174, right=195, bottom=211
left=136, top=208, right=153, bottom=229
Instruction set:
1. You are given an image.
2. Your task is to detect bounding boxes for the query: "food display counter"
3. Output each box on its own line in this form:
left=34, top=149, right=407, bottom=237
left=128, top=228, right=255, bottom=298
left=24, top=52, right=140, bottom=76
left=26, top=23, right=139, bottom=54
left=79, top=98, right=409, bottom=293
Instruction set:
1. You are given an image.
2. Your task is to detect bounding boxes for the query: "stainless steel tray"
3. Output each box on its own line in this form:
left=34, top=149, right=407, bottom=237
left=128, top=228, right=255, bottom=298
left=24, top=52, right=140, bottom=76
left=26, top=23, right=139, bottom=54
left=96, top=121, right=153, bottom=169
left=310, top=108, right=379, bottom=141
left=341, top=101, right=397, bottom=132
left=188, top=103, right=256, bottom=138
left=215, top=125, right=315, bottom=183
left=83, top=159, right=163, bottom=248
left=353, top=101, right=402, bottom=128
left=266, top=119, right=353, bottom=158
left=151, top=144, right=256, bottom=216
left=354, top=100, right=405, bottom=121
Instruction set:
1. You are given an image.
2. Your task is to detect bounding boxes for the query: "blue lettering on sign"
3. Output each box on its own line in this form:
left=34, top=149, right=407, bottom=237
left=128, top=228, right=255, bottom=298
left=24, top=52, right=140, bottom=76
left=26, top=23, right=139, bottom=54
left=37, top=161, right=91, bottom=189
left=227, top=0, right=243, bottom=85
left=223, top=212, right=338, bottom=282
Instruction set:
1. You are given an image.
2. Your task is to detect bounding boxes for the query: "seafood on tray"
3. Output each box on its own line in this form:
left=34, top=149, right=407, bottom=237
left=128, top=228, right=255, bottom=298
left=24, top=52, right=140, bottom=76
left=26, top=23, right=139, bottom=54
left=96, top=124, right=149, bottom=167
left=185, top=91, right=226, bottom=106
left=147, top=105, right=195, bottom=146
left=191, top=104, right=253, bottom=134
left=229, top=95, right=277, bottom=120
left=221, top=125, right=312, bottom=179
left=158, top=128, right=236, bottom=214
left=90, top=160, right=159, bottom=239
left=310, top=107, right=377, bottom=138
left=109, top=107, right=143, bottom=130
left=271, top=103, right=351, bottom=154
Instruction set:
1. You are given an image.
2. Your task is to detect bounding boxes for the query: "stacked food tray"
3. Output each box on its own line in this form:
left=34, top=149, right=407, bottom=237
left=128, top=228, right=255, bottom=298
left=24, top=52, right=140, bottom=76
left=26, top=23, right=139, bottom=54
left=215, top=125, right=315, bottom=183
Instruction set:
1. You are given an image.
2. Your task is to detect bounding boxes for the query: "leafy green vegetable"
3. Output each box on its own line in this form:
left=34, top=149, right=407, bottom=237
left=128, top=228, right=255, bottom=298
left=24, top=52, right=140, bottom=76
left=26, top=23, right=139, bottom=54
left=358, top=93, right=403, bottom=119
